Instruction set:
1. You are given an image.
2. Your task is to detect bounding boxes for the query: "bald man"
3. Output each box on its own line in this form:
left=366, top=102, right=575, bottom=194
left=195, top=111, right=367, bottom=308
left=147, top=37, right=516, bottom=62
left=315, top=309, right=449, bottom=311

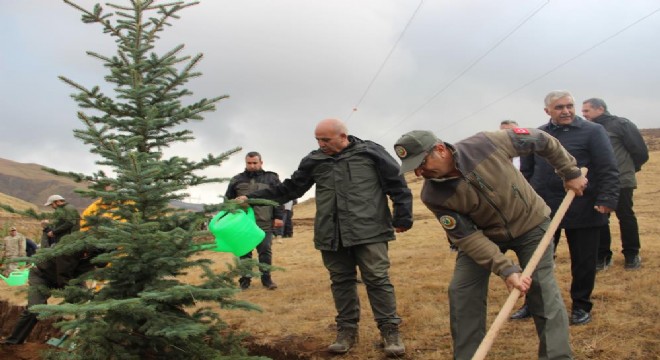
left=238, top=119, right=413, bottom=356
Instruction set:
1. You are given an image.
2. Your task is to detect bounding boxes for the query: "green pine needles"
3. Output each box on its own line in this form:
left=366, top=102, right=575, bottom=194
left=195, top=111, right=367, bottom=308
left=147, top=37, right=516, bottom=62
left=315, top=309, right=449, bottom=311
left=30, top=1, right=269, bottom=359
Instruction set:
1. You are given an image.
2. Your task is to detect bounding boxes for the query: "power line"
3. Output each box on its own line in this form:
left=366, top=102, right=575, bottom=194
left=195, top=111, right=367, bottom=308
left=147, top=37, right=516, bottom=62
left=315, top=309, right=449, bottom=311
left=438, top=5, right=660, bottom=132
left=374, top=0, right=550, bottom=141
left=346, top=0, right=425, bottom=122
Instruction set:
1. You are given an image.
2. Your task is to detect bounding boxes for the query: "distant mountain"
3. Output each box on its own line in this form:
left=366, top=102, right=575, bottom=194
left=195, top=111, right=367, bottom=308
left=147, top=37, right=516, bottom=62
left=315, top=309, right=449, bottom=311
left=0, top=158, right=94, bottom=211
left=2, top=128, right=657, bottom=212
left=0, top=158, right=206, bottom=212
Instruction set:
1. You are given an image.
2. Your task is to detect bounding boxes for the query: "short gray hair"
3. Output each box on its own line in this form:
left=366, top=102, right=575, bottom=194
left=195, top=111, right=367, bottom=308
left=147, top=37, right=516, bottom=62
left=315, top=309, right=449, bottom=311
left=544, top=90, right=574, bottom=107
left=583, top=98, right=608, bottom=112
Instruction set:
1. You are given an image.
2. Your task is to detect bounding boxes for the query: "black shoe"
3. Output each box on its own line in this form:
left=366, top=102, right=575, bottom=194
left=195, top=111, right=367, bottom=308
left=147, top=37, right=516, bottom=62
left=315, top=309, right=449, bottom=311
left=596, top=257, right=612, bottom=272
left=570, top=309, right=592, bottom=326
left=264, top=282, right=278, bottom=290
left=239, top=278, right=251, bottom=290
left=624, top=255, right=641, bottom=270
left=510, top=304, right=531, bottom=320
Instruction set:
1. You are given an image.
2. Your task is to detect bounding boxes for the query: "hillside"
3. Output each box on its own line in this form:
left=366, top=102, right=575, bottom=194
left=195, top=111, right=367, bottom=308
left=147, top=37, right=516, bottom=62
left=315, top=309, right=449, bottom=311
left=0, top=158, right=93, bottom=211
left=1, top=130, right=659, bottom=359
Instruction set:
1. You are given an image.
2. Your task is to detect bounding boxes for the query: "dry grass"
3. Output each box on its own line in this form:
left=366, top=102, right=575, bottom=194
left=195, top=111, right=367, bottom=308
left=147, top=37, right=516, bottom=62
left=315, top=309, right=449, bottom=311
left=1, top=152, right=659, bottom=359
left=205, top=150, right=660, bottom=359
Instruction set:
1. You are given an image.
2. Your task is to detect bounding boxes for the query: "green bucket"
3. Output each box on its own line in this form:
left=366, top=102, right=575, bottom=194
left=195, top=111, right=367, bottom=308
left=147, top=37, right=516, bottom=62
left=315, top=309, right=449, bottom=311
left=1, top=268, right=30, bottom=286
left=208, top=207, right=265, bottom=257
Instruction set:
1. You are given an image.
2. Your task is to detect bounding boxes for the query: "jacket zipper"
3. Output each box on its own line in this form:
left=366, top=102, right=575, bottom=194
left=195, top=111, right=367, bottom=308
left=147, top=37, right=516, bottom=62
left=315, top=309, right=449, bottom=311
left=466, top=172, right=514, bottom=241
left=511, top=184, right=529, bottom=209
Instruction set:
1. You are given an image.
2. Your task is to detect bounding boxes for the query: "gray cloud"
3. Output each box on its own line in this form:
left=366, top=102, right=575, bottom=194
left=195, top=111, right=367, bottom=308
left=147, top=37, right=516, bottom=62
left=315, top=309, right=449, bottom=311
left=2, top=0, right=659, bottom=203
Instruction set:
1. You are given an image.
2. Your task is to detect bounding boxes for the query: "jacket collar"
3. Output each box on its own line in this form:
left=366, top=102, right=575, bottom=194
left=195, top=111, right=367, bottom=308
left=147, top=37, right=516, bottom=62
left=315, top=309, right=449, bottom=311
left=243, top=169, right=265, bottom=178
left=546, top=116, right=586, bottom=131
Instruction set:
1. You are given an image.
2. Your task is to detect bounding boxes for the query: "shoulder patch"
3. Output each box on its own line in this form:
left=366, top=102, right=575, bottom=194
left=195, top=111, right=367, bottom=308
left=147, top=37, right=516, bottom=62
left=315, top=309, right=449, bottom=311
left=439, top=215, right=457, bottom=230
left=513, top=127, right=530, bottom=135
left=394, top=145, right=407, bottom=159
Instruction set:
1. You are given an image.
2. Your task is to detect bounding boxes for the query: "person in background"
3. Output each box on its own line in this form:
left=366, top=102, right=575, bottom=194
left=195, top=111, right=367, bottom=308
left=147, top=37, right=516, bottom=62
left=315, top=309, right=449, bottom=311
left=39, top=219, right=52, bottom=248
left=521, top=90, right=619, bottom=326
left=25, top=238, right=38, bottom=257
left=2, top=226, right=26, bottom=276
left=225, top=151, right=284, bottom=290
left=0, top=195, right=92, bottom=346
left=499, top=120, right=521, bottom=169
left=504, top=118, right=563, bottom=321
left=395, top=127, right=581, bottom=360
left=282, top=199, right=297, bottom=238
left=582, top=98, right=649, bottom=270
left=237, top=118, right=412, bottom=357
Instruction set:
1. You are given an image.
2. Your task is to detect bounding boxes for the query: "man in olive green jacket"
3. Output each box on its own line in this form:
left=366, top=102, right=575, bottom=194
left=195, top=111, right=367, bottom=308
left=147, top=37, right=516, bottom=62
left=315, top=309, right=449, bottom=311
left=239, top=119, right=413, bottom=357
left=395, top=128, right=587, bottom=360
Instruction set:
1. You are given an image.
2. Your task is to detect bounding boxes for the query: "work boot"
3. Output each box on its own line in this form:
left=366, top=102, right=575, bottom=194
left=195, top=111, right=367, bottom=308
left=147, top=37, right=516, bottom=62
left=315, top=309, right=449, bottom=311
left=2, top=310, right=38, bottom=345
left=570, top=309, right=592, bottom=326
left=380, top=323, right=405, bottom=357
left=624, top=255, right=641, bottom=270
left=327, top=326, right=358, bottom=354
left=238, top=277, right=251, bottom=290
left=263, top=281, right=278, bottom=290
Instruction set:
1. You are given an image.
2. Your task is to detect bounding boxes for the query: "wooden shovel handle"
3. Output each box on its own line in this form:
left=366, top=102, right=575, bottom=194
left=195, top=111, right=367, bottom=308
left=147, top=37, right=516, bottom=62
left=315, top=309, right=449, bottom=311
left=471, top=167, right=587, bottom=360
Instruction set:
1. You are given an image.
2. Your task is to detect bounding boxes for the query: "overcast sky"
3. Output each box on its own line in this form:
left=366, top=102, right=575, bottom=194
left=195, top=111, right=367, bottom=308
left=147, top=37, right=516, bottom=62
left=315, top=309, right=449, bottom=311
left=1, top=0, right=659, bottom=204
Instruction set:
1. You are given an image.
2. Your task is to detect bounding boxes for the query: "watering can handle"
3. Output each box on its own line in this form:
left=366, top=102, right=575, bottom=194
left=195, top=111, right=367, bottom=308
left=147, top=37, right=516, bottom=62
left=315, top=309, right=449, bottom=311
left=211, top=207, right=253, bottom=225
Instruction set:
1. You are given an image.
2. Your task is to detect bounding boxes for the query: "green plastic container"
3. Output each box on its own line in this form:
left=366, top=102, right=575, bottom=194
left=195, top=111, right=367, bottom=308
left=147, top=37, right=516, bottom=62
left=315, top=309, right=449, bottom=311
left=208, top=207, right=265, bottom=256
left=1, top=268, right=30, bottom=286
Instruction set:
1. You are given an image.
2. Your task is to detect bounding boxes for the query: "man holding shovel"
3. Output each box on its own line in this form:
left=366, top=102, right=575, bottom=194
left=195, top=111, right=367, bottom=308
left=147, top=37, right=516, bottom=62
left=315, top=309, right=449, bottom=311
left=394, top=128, right=586, bottom=360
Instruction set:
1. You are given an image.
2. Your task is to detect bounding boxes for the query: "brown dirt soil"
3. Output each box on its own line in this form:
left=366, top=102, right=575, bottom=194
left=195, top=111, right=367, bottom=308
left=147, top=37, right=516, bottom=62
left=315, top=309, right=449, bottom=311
left=2, top=140, right=659, bottom=359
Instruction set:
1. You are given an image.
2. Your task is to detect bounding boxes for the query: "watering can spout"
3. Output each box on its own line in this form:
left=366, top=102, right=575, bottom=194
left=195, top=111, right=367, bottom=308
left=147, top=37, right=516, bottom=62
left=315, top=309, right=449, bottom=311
left=207, top=207, right=265, bottom=256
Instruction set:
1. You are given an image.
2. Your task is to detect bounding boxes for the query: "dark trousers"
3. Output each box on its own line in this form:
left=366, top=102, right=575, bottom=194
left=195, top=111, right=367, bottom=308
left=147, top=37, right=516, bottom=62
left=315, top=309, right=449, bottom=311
left=449, top=220, right=571, bottom=360
left=240, top=231, right=273, bottom=285
left=321, top=242, right=401, bottom=329
left=565, top=227, right=600, bottom=312
left=283, top=209, right=293, bottom=237
left=598, top=187, right=640, bottom=260
left=4, top=256, right=92, bottom=344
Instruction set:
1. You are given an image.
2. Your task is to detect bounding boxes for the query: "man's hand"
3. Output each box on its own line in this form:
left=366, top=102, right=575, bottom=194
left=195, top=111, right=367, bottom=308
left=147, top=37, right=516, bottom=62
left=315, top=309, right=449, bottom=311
left=47, top=230, right=54, bottom=238
left=394, top=226, right=410, bottom=233
left=594, top=205, right=614, bottom=214
left=564, top=174, right=588, bottom=196
left=232, top=195, right=250, bottom=208
left=504, top=273, right=532, bottom=297
left=273, top=219, right=284, bottom=228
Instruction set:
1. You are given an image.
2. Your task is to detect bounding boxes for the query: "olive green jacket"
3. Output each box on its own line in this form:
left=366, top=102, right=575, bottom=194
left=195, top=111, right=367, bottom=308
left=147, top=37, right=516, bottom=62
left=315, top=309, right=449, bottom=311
left=248, top=136, right=413, bottom=251
left=421, top=129, right=580, bottom=279
left=50, top=203, right=81, bottom=244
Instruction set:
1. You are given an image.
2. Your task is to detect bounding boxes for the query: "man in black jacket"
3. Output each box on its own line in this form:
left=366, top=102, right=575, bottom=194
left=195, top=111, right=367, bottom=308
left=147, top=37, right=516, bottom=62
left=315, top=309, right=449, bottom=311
left=225, top=151, right=284, bottom=290
left=582, top=98, right=649, bottom=270
left=521, top=90, right=619, bottom=326
left=236, top=119, right=413, bottom=357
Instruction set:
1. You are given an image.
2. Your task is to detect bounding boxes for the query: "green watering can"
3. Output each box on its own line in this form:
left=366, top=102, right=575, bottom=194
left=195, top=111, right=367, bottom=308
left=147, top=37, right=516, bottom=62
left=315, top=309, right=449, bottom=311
left=1, top=268, right=30, bottom=286
left=207, top=207, right=265, bottom=257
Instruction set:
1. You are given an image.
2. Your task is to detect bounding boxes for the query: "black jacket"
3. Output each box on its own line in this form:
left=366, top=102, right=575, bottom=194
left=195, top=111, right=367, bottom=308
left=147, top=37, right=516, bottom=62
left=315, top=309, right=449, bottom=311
left=225, top=169, right=284, bottom=231
left=591, top=112, right=649, bottom=188
left=521, top=116, right=619, bottom=229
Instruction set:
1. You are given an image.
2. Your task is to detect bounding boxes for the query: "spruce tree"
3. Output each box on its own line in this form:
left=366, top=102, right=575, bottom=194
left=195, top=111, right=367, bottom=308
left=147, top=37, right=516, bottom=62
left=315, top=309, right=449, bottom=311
left=29, top=1, right=268, bottom=359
